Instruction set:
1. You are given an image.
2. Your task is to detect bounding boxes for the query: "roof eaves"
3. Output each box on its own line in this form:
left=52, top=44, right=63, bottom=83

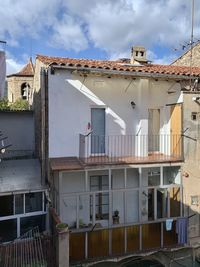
left=51, top=64, right=199, bottom=80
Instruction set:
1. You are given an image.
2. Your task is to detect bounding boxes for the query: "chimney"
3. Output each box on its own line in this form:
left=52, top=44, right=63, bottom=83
left=131, top=46, right=147, bottom=65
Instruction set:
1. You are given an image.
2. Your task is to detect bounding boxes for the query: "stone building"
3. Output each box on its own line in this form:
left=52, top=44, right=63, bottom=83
left=7, top=58, right=34, bottom=105
left=172, top=42, right=200, bottom=67
left=172, top=44, right=200, bottom=246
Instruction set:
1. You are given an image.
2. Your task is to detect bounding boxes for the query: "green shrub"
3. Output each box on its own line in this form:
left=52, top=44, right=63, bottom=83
left=0, top=98, right=10, bottom=110
left=10, top=98, right=29, bottom=111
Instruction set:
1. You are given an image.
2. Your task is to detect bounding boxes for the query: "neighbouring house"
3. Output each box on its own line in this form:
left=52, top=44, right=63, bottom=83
left=0, top=110, right=47, bottom=242
left=0, top=50, right=6, bottom=98
left=171, top=45, right=200, bottom=246
left=32, top=46, right=200, bottom=265
left=6, top=58, right=34, bottom=105
left=172, top=42, right=200, bottom=67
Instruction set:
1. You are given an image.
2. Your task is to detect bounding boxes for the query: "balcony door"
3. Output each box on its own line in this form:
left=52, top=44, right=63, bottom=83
left=148, top=109, right=160, bottom=153
left=91, top=108, right=105, bottom=154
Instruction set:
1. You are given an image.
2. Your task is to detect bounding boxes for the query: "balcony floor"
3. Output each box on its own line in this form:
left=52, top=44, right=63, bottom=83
left=83, top=153, right=182, bottom=165
left=50, top=153, right=183, bottom=171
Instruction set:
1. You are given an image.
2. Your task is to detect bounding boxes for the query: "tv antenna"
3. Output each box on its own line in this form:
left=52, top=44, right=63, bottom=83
left=189, top=0, right=195, bottom=90
left=0, top=40, right=6, bottom=51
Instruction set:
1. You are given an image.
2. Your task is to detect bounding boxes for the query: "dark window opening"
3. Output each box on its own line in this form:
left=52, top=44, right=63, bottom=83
left=191, top=112, right=197, bottom=121
left=90, top=175, right=109, bottom=220
left=140, top=51, right=144, bottom=56
left=21, top=82, right=30, bottom=100
left=20, top=215, right=46, bottom=235
left=25, top=192, right=43, bottom=213
left=148, top=189, right=154, bottom=221
left=15, top=194, right=24, bottom=214
left=157, top=188, right=168, bottom=219
left=0, top=219, right=17, bottom=243
left=0, top=195, right=14, bottom=216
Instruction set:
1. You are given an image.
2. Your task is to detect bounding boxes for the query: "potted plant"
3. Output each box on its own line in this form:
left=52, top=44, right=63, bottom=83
left=56, top=223, right=68, bottom=233
left=112, top=210, right=120, bottom=224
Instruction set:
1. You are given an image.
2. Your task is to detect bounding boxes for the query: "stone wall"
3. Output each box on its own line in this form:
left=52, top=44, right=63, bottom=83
left=172, top=43, right=200, bottom=67
left=7, top=75, right=34, bottom=104
left=182, top=92, right=200, bottom=242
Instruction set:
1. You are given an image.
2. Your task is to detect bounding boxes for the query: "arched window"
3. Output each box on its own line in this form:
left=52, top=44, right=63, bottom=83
left=21, top=83, right=30, bottom=100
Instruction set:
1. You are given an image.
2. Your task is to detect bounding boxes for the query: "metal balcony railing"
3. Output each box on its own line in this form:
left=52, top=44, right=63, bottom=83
left=79, top=134, right=183, bottom=165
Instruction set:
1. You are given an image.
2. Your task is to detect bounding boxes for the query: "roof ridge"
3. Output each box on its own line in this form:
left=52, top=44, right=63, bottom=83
left=8, top=58, right=35, bottom=77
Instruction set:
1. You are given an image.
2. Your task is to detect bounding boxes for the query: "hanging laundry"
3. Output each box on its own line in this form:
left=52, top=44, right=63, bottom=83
left=166, top=219, right=173, bottom=231
left=176, top=217, right=188, bottom=245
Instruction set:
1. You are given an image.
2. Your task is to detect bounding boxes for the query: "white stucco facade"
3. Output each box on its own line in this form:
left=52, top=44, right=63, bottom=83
left=48, top=69, right=183, bottom=158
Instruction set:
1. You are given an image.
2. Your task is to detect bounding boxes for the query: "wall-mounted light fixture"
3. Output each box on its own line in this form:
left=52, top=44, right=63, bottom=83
left=131, top=101, right=136, bottom=109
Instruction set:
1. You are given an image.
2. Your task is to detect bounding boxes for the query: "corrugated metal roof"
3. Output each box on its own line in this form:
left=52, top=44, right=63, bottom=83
left=0, top=159, right=45, bottom=193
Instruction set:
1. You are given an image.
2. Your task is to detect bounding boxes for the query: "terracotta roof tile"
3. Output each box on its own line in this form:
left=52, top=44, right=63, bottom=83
left=36, top=54, right=200, bottom=78
left=8, top=58, right=34, bottom=77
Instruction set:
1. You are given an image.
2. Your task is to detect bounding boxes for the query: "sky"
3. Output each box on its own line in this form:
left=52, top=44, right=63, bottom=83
left=1, top=0, right=200, bottom=75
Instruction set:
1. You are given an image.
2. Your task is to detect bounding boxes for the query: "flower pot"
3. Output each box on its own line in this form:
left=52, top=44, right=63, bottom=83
left=56, top=223, right=68, bottom=233
left=112, top=216, right=120, bottom=224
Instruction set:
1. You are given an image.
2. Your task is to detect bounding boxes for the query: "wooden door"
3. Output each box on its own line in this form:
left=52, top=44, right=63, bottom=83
left=170, top=104, right=182, bottom=157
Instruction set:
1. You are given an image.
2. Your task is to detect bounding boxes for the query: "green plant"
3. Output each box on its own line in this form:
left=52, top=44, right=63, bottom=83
left=10, top=98, right=29, bottom=110
left=56, top=223, right=68, bottom=229
left=22, top=260, right=47, bottom=267
left=0, top=98, right=10, bottom=110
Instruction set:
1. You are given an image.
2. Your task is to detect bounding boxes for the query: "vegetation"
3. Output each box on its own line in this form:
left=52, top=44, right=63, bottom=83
left=0, top=98, right=29, bottom=111
left=0, top=98, right=10, bottom=110
left=10, top=99, right=29, bottom=111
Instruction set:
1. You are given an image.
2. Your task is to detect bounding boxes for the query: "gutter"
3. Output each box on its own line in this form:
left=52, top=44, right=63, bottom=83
left=50, top=65, right=199, bottom=81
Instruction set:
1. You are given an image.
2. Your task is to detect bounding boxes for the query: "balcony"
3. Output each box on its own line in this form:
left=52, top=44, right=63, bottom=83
left=79, top=134, right=183, bottom=166
left=69, top=220, right=178, bottom=262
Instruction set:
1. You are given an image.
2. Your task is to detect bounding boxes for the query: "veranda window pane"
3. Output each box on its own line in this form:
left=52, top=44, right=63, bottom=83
left=25, top=192, right=42, bottom=213
left=0, top=195, right=14, bottom=216
left=15, top=194, right=24, bottom=214
left=20, top=215, right=46, bottom=235
left=0, top=219, right=17, bottom=242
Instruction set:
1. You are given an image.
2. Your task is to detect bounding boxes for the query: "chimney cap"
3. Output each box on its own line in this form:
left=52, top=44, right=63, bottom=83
left=131, top=45, right=148, bottom=64
left=132, top=46, right=146, bottom=52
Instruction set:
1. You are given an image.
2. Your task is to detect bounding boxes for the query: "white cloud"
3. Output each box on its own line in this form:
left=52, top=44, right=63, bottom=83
left=6, top=58, right=23, bottom=75
left=0, top=0, right=198, bottom=62
left=147, top=50, right=177, bottom=65
left=0, top=0, right=61, bottom=43
left=61, top=0, right=197, bottom=59
left=50, top=15, right=88, bottom=51
left=5, top=51, right=25, bottom=75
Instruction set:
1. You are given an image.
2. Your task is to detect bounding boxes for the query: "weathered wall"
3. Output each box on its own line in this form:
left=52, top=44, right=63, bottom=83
left=182, top=93, right=200, bottom=242
left=172, top=43, right=200, bottom=67
left=0, top=111, right=35, bottom=152
left=32, top=59, right=47, bottom=158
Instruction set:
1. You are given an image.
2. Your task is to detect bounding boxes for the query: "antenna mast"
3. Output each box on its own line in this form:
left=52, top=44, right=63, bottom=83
left=190, top=0, right=195, bottom=90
